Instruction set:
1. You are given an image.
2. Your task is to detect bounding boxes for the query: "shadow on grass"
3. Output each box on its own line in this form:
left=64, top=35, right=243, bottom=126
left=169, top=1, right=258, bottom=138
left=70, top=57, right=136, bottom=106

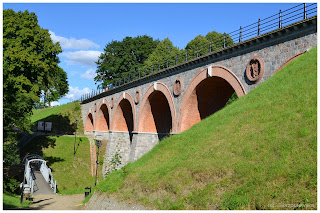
left=20, top=136, right=65, bottom=168
left=74, top=138, right=83, bottom=156
left=32, top=114, right=77, bottom=135
left=20, top=135, right=57, bottom=158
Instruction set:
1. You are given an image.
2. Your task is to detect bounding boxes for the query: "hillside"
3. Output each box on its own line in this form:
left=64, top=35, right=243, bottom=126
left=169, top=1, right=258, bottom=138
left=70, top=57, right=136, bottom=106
left=31, top=101, right=84, bottom=135
left=95, top=47, right=317, bottom=210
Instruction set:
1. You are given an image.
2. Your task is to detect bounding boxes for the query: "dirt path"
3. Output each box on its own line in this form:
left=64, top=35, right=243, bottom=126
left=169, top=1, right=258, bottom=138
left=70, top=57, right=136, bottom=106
left=29, top=194, right=84, bottom=210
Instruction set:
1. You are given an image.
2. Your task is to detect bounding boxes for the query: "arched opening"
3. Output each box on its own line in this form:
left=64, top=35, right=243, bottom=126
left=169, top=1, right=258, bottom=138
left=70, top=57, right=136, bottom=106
left=139, top=90, right=172, bottom=134
left=178, top=66, right=246, bottom=132
left=181, top=77, right=235, bottom=132
left=95, top=103, right=110, bottom=131
left=84, top=113, right=94, bottom=132
left=113, top=99, right=134, bottom=132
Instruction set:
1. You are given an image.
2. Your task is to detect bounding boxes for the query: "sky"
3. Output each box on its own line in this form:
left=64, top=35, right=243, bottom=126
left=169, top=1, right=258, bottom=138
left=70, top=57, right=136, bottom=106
left=3, top=2, right=304, bottom=105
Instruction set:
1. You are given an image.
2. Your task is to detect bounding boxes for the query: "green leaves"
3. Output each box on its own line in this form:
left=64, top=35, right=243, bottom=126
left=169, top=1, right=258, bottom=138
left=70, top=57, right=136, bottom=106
left=3, top=9, right=68, bottom=169
left=95, top=35, right=159, bottom=88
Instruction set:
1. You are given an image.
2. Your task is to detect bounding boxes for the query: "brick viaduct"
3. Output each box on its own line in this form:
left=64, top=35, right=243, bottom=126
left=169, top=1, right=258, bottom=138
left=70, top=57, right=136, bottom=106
left=81, top=17, right=317, bottom=176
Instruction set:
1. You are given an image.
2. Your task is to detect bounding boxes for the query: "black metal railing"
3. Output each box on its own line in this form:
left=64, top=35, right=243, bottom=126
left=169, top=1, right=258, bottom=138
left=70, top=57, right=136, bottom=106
left=79, top=3, right=317, bottom=102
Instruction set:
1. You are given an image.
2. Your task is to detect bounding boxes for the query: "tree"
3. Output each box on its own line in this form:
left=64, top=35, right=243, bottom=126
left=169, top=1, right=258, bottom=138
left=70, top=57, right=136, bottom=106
left=205, top=30, right=234, bottom=51
left=42, top=67, right=69, bottom=107
left=95, top=35, right=159, bottom=88
left=143, top=38, right=183, bottom=72
left=185, top=35, right=210, bottom=60
left=3, top=9, right=68, bottom=180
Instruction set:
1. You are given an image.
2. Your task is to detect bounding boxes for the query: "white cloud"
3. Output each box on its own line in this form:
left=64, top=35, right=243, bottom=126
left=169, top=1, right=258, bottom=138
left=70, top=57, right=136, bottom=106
left=50, top=101, right=61, bottom=107
left=61, top=50, right=102, bottom=67
left=64, top=86, right=91, bottom=100
left=81, top=68, right=96, bottom=80
left=49, top=31, right=100, bottom=50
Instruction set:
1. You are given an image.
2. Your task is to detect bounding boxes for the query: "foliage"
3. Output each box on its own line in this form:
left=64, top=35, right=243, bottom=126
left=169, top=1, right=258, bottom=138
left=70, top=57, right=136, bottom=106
left=226, top=92, right=239, bottom=106
left=186, top=35, right=210, bottom=59
left=96, top=47, right=317, bottom=210
left=95, top=35, right=159, bottom=88
left=105, top=141, right=122, bottom=177
left=143, top=38, right=184, bottom=71
left=205, top=30, right=234, bottom=50
left=3, top=9, right=68, bottom=171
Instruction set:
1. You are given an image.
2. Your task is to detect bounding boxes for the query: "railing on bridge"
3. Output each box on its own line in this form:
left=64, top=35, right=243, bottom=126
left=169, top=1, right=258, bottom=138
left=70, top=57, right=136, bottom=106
left=80, top=3, right=317, bottom=103
left=20, top=154, right=57, bottom=202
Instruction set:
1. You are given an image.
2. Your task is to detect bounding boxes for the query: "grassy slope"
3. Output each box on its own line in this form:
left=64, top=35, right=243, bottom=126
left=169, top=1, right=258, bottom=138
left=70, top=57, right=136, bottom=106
left=3, top=193, right=31, bottom=209
left=96, top=47, right=317, bottom=210
left=21, top=136, right=99, bottom=194
left=31, top=101, right=84, bottom=134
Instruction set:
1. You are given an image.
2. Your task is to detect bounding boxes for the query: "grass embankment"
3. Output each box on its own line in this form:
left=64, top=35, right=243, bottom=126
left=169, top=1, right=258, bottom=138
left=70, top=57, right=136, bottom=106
left=96, top=47, right=317, bottom=210
left=3, top=192, right=31, bottom=209
left=31, top=101, right=84, bottom=135
left=21, top=135, right=101, bottom=194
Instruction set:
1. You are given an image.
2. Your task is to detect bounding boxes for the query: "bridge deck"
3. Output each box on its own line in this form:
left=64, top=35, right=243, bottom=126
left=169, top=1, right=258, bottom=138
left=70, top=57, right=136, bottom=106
left=33, top=171, right=54, bottom=195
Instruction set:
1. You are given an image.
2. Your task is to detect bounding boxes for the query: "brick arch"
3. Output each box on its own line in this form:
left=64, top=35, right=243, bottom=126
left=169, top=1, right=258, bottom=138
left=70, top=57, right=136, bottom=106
left=94, top=99, right=111, bottom=131
left=111, top=93, right=136, bottom=132
left=84, top=110, right=94, bottom=132
left=177, top=65, right=246, bottom=133
left=137, top=82, right=177, bottom=133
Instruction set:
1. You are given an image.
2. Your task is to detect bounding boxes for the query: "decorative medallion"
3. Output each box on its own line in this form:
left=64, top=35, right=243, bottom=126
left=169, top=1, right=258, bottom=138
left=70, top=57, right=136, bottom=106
left=246, top=56, right=264, bottom=83
left=110, top=97, right=114, bottom=109
left=135, top=90, right=140, bottom=104
left=173, top=78, right=183, bottom=97
left=94, top=103, right=97, bottom=112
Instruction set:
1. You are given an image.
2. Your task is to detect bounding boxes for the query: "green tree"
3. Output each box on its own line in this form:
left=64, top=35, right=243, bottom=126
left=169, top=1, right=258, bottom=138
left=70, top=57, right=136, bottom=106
left=143, top=38, right=183, bottom=72
left=205, top=30, right=234, bottom=51
left=41, top=67, right=69, bottom=107
left=95, top=35, right=159, bottom=88
left=3, top=9, right=68, bottom=185
left=185, top=35, right=210, bottom=60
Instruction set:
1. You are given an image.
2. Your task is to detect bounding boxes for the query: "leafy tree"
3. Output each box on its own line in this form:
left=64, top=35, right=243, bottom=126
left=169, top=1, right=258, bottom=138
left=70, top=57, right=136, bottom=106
left=186, top=35, right=210, bottom=60
left=205, top=30, right=234, bottom=51
left=95, top=35, right=159, bottom=88
left=143, top=38, right=183, bottom=72
left=41, top=67, right=69, bottom=107
left=3, top=9, right=68, bottom=187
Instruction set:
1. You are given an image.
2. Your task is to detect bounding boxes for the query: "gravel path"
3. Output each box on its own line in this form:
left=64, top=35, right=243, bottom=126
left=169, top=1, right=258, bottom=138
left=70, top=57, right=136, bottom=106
left=85, top=192, right=150, bottom=210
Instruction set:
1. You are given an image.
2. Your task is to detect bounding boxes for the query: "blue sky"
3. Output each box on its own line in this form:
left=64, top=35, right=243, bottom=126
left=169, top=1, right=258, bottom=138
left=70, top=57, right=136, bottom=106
left=3, top=3, right=301, bottom=105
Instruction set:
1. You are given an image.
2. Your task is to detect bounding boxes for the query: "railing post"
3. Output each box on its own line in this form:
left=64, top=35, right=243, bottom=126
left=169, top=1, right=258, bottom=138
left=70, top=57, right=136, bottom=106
left=223, top=33, right=226, bottom=48
left=239, top=27, right=242, bottom=43
left=209, top=40, right=212, bottom=53
left=167, top=58, right=169, bottom=68
left=304, top=3, right=307, bottom=19
left=175, top=54, right=178, bottom=65
left=279, top=10, right=282, bottom=28
left=258, top=19, right=261, bottom=36
left=197, top=43, right=199, bottom=57
left=185, top=49, right=188, bottom=62
left=151, top=64, right=154, bottom=74
left=158, top=60, right=161, bottom=72
left=139, top=68, right=141, bottom=78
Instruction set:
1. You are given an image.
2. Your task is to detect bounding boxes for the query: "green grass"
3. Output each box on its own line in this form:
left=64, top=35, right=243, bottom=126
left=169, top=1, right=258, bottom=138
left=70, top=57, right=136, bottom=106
left=96, top=47, right=317, bottom=210
left=31, top=101, right=84, bottom=134
left=3, top=192, right=32, bottom=209
left=21, top=135, right=99, bottom=194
